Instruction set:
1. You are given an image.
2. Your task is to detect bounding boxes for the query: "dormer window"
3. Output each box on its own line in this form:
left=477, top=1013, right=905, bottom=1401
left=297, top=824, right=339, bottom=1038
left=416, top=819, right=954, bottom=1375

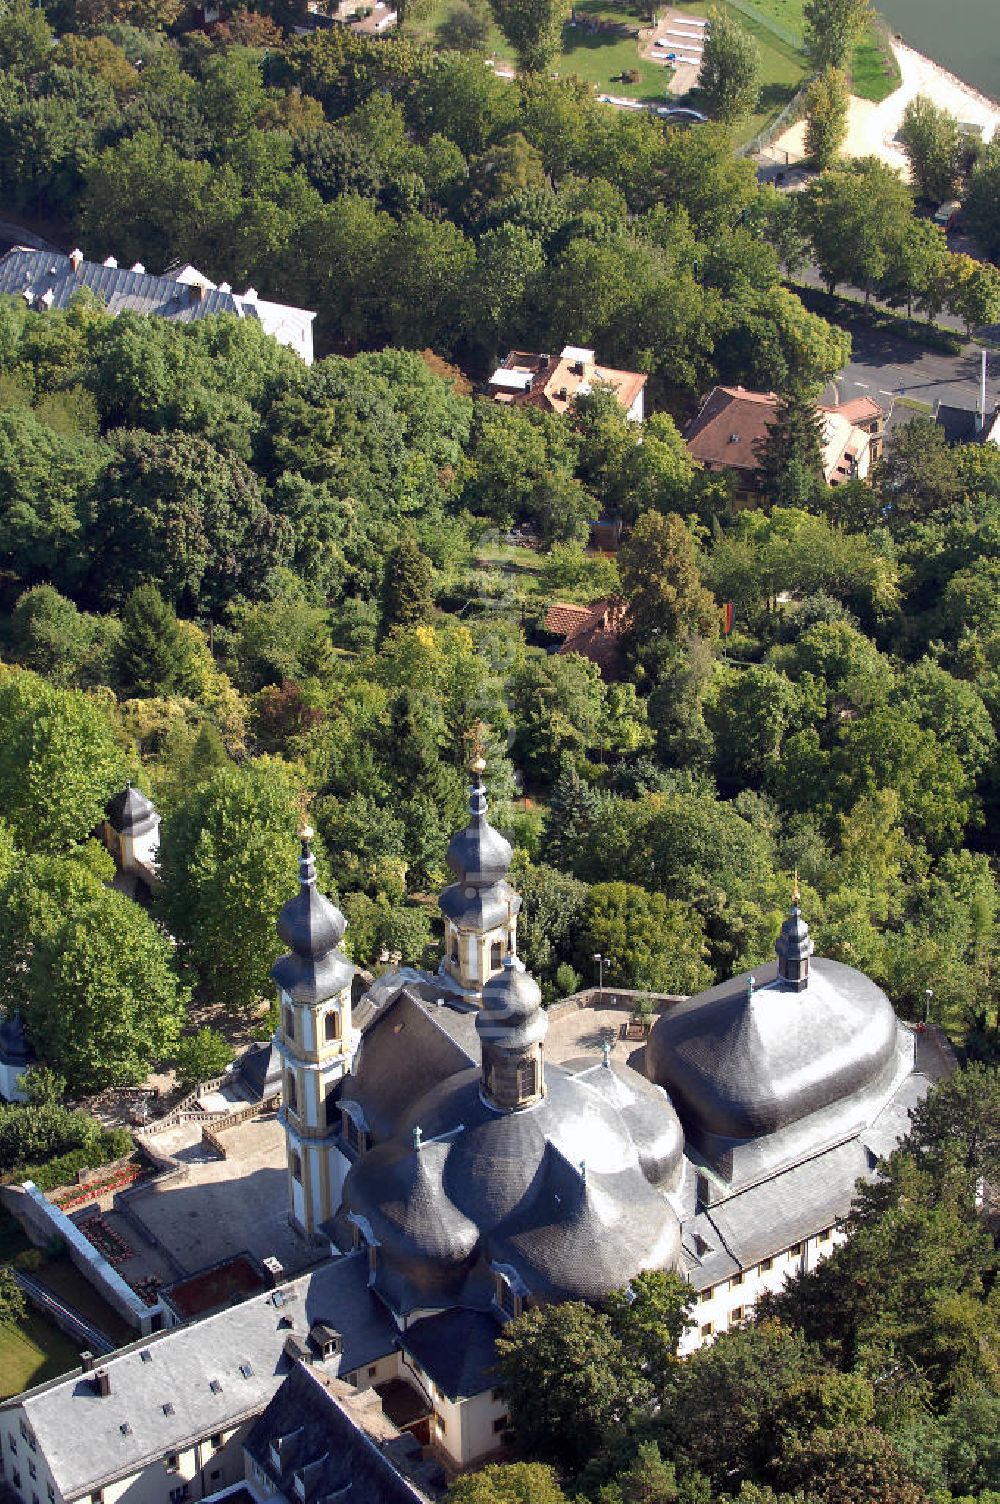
left=493, top=1270, right=523, bottom=1320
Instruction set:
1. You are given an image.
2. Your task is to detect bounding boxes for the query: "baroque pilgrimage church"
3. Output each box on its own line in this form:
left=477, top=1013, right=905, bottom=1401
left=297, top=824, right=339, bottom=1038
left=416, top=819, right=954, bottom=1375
left=271, top=750, right=939, bottom=1445
left=0, top=755, right=946, bottom=1494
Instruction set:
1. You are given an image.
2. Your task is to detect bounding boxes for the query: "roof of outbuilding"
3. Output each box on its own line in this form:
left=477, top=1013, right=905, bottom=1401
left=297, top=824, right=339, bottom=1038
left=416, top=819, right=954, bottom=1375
left=244, top=1363, right=426, bottom=1504
left=5, top=1255, right=396, bottom=1500
left=402, top=1309, right=502, bottom=1402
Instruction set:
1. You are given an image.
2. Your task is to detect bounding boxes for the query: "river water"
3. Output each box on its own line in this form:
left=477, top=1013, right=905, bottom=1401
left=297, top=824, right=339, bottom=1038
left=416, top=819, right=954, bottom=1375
left=876, top=0, right=1000, bottom=103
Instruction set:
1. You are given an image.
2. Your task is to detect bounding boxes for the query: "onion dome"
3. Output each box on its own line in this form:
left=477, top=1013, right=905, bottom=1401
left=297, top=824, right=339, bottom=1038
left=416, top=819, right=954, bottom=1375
left=445, top=758, right=513, bottom=893
left=477, top=957, right=547, bottom=1055
left=477, top=955, right=547, bottom=1112
left=562, top=1056, right=684, bottom=1190
left=646, top=945, right=900, bottom=1147
left=271, top=829, right=354, bottom=1004
left=106, top=783, right=159, bottom=838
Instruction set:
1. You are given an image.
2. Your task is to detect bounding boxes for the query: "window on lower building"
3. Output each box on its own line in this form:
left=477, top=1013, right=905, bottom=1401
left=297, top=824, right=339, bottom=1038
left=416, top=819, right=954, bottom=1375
left=324, top=1011, right=339, bottom=1042
left=490, top=941, right=503, bottom=971
left=819, top=1227, right=832, bottom=1243
left=699, top=1322, right=713, bottom=1338
left=788, top=1243, right=802, bottom=1258
left=368, top=1366, right=378, bottom=1377
left=434, top=1415, right=445, bottom=1436
left=730, top=1273, right=744, bottom=1288
left=760, top=1257, right=773, bottom=1272
left=166, top=1455, right=180, bottom=1474
left=283, top=1007, right=295, bottom=1042
left=290, top=1150, right=302, bottom=1183
left=209, top=1471, right=220, bottom=1483
left=90, top=1492, right=102, bottom=1503
left=493, top=1415, right=510, bottom=1434
left=210, top=1435, right=223, bottom=1449
left=699, top=1286, right=713, bottom=1303
left=286, top=1074, right=298, bottom=1115
left=731, top=1306, right=745, bottom=1324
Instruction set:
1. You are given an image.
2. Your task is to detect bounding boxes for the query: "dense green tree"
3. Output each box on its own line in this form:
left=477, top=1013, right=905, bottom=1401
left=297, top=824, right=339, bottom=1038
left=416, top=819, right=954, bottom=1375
left=436, top=1, right=491, bottom=50
left=173, top=1028, right=234, bottom=1091
left=775, top=1426, right=927, bottom=1504
left=898, top=95, right=964, bottom=203
left=697, top=7, right=761, bottom=126
left=116, top=585, right=198, bottom=698
left=605, top=1270, right=694, bottom=1406
left=804, top=67, right=848, bottom=169
left=753, top=388, right=826, bottom=508
left=380, top=534, right=434, bottom=640
left=156, top=760, right=315, bottom=1015
left=803, top=0, right=872, bottom=72
left=0, top=406, right=106, bottom=593
left=0, top=670, right=128, bottom=853
left=0, top=853, right=182, bottom=1091
left=446, top=1464, right=567, bottom=1504
left=963, top=143, right=1000, bottom=261
left=7, top=586, right=119, bottom=689
left=0, top=1267, right=26, bottom=1327
left=619, top=512, right=719, bottom=648
left=495, top=1302, right=642, bottom=1472
left=803, top=159, right=914, bottom=300
left=577, top=881, right=712, bottom=994
left=944, top=252, right=1000, bottom=336
left=87, top=430, right=286, bottom=614
left=488, top=0, right=569, bottom=72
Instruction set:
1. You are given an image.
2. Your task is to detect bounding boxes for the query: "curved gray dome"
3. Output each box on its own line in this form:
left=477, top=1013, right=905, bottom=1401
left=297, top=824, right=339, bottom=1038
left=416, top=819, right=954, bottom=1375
left=446, top=771, right=512, bottom=891
left=562, top=1057, right=684, bottom=1190
left=476, top=956, right=547, bottom=1054
left=106, top=784, right=158, bottom=838
left=271, top=833, right=354, bottom=1004
left=645, top=956, right=900, bottom=1142
left=341, top=1059, right=683, bottom=1311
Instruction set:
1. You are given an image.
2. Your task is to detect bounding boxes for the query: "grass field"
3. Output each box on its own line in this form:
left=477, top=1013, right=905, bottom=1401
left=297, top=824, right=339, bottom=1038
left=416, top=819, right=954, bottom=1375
left=0, top=1311, right=80, bottom=1400
left=671, top=0, right=808, bottom=141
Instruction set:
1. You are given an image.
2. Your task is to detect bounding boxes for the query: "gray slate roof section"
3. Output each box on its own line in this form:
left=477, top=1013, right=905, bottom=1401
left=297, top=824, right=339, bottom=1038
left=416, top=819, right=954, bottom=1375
left=244, top=1364, right=426, bottom=1504
left=0, top=249, right=243, bottom=324
left=339, top=990, right=478, bottom=1144
left=5, top=1255, right=397, bottom=1500
left=402, top=1310, right=501, bottom=1401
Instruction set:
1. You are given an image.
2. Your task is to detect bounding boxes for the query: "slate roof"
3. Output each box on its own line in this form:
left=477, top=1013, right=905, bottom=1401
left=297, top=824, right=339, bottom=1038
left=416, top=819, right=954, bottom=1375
left=0, top=249, right=243, bottom=324
left=402, top=1310, right=502, bottom=1401
left=338, top=990, right=477, bottom=1144
left=0, top=249, right=315, bottom=357
left=244, top=1363, right=426, bottom=1504
left=4, top=1255, right=396, bottom=1500
left=106, top=784, right=159, bottom=838
left=272, top=837, right=354, bottom=1005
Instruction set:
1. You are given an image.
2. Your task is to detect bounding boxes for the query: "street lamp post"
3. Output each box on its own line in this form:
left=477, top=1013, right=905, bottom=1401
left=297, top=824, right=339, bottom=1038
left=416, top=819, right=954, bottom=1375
left=925, top=988, right=934, bottom=1025
left=593, top=953, right=609, bottom=1004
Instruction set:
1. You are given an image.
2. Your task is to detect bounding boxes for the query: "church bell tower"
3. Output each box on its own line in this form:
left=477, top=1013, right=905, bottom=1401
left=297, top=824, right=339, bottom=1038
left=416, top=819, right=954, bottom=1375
left=272, top=829, right=356, bottom=1240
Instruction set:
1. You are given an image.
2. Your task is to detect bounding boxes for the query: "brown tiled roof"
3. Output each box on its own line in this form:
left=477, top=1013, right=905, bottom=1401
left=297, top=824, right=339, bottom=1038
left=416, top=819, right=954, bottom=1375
left=544, top=602, right=595, bottom=637
left=684, top=386, right=778, bottom=472
left=489, top=349, right=646, bottom=418
left=544, top=598, right=629, bottom=680
left=834, top=396, right=884, bottom=425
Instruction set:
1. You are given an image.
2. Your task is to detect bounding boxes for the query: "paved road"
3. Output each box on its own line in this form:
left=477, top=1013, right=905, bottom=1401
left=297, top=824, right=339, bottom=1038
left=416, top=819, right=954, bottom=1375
left=823, top=317, right=1000, bottom=427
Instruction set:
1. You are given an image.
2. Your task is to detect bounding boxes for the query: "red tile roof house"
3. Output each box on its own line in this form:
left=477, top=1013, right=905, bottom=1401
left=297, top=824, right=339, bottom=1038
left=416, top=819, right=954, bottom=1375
left=684, top=386, right=885, bottom=506
left=488, top=346, right=647, bottom=422
left=543, top=598, right=630, bottom=680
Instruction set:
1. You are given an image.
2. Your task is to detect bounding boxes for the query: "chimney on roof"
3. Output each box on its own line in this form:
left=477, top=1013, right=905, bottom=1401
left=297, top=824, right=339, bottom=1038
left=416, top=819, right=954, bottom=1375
left=69, top=248, right=83, bottom=272
left=131, top=262, right=145, bottom=274
left=80, top=1351, right=95, bottom=1373
left=95, top=1369, right=111, bottom=1397
left=218, top=280, right=232, bottom=294
left=243, top=287, right=258, bottom=303
left=189, top=281, right=206, bottom=304
left=102, top=256, right=118, bottom=269
left=40, top=289, right=54, bottom=309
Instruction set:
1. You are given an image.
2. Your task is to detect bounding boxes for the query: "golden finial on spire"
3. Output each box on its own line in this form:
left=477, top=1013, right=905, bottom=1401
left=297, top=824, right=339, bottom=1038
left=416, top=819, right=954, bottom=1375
left=464, top=720, right=489, bottom=774
left=792, top=868, right=800, bottom=906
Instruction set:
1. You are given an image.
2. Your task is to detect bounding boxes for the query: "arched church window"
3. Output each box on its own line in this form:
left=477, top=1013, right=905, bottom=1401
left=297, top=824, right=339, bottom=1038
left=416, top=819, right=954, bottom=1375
left=490, top=940, right=502, bottom=971
left=324, top=1010, right=339, bottom=1042
left=516, top=1058, right=537, bottom=1102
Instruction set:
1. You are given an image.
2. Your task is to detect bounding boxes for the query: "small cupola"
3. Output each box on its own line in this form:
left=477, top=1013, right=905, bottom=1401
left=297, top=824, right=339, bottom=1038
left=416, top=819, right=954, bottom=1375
left=477, top=955, right=547, bottom=1112
left=775, top=879, right=814, bottom=992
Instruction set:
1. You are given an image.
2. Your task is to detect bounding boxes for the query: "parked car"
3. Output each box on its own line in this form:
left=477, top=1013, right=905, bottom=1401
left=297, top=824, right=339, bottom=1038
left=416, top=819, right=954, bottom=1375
left=656, top=105, right=707, bottom=122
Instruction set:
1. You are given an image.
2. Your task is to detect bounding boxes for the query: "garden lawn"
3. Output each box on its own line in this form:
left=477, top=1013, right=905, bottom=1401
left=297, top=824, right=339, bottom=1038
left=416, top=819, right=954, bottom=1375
left=850, top=21, right=901, bottom=100
left=674, top=0, right=809, bottom=141
left=0, top=1311, right=80, bottom=1399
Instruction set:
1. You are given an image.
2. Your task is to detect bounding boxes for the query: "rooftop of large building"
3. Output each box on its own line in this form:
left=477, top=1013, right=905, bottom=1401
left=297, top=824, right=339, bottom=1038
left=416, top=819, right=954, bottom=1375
left=487, top=345, right=646, bottom=417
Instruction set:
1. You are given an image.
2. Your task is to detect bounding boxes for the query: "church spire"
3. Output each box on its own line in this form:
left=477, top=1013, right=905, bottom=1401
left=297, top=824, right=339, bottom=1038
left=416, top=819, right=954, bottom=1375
left=438, top=730, right=521, bottom=1000
left=775, top=882, right=814, bottom=992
